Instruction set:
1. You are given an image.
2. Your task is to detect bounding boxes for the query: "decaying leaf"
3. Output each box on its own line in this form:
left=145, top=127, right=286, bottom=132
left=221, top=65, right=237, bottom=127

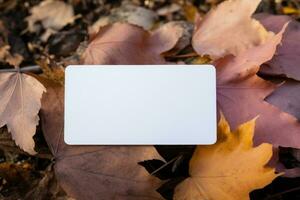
left=174, top=115, right=278, bottom=200
left=37, top=59, right=65, bottom=85
left=192, top=0, right=273, bottom=59
left=40, top=80, right=163, bottom=200
left=0, top=69, right=46, bottom=154
left=214, top=25, right=300, bottom=148
left=0, top=161, right=34, bottom=197
left=83, top=22, right=184, bottom=64
left=23, top=164, right=74, bottom=200
left=26, top=0, right=76, bottom=41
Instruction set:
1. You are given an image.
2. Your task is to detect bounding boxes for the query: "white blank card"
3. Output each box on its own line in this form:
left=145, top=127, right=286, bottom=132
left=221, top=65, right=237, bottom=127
left=65, top=65, right=216, bottom=145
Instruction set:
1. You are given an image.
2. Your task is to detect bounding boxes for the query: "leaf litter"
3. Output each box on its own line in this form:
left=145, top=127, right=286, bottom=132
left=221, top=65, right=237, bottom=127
left=0, top=0, right=300, bottom=199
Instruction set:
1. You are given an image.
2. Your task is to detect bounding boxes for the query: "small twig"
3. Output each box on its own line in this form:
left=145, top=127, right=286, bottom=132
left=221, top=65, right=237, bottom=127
left=150, top=156, right=180, bottom=176
left=0, top=65, right=41, bottom=73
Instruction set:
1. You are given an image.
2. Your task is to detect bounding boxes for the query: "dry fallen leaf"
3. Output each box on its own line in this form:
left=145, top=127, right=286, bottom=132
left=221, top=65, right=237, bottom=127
left=0, top=69, right=46, bottom=154
left=254, top=14, right=300, bottom=121
left=40, top=80, right=163, bottom=200
left=23, top=164, right=74, bottom=200
left=255, top=14, right=300, bottom=81
left=192, top=0, right=273, bottom=59
left=37, top=59, right=65, bottom=85
left=214, top=25, right=300, bottom=148
left=26, top=0, right=75, bottom=41
left=83, top=22, right=184, bottom=65
left=174, top=115, right=278, bottom=200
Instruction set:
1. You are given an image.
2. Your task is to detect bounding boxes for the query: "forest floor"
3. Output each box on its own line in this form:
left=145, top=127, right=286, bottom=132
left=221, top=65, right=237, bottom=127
left=0, top=0, right=300, bottom=200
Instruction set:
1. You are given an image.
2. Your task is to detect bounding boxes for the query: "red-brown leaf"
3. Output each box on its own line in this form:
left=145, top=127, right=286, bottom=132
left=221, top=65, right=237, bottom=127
left=40, top=80, right=163, bottom=200
left=256, top=14, right=300, bottom=81
left=255, top=14, right=300, bottom=121
left=215, top=25, right=300, bottom=148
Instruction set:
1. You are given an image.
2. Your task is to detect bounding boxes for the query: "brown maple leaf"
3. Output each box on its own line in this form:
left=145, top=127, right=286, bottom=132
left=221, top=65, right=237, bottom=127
left=40, top=79, right=163, bottom=200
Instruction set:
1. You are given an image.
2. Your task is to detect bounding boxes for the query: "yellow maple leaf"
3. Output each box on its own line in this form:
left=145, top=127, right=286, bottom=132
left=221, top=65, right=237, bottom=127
left=174, top=115, right=280, bottom=200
